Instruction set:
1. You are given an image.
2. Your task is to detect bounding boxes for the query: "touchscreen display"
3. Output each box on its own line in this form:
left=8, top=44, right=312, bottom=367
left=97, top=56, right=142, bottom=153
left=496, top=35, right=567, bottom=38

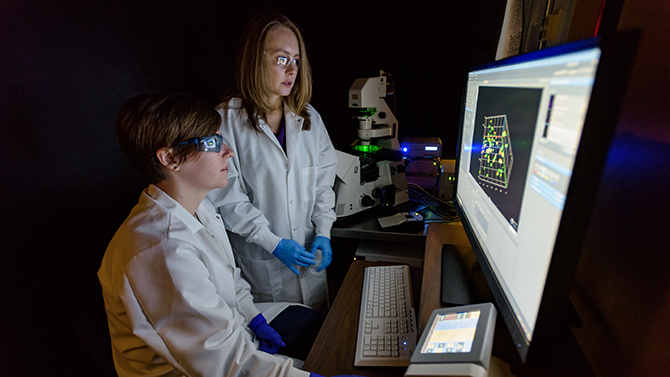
left=420, top=310, right=481, bottom=354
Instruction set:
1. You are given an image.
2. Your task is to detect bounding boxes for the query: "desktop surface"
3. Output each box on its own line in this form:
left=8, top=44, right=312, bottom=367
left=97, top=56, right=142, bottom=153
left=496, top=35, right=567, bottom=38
left=304, top=260, right=416, bottom=377
left=330, top=201, right=429, bottom=268
left=304, top=223, right=475, bottom=377
left=304, top=224, right=516, bottom=377
left=331, top=202, right=427, bottom=244
left=309, top=219, right=593, bottom=377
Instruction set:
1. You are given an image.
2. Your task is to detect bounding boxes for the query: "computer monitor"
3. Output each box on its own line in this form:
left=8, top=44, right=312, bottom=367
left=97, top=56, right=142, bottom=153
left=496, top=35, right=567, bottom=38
left=452, top=34, right=636, bottom=367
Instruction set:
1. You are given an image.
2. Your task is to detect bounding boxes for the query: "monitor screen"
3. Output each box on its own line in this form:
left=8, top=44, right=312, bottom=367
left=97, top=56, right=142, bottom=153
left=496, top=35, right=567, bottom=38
left=420, top=309, right=480, bottom=354
left=452, top=36, right=634, bottom=365
left=410, top=303, right=496, bottom=368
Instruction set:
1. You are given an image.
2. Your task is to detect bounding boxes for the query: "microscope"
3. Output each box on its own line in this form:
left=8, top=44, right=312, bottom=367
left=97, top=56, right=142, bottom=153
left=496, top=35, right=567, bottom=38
left=333, top=71, right=409, bottom=218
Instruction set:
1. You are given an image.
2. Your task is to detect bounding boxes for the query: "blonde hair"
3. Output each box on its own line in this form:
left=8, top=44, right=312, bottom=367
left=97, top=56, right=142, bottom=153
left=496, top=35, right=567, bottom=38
left=221, top=12, right=313, bottom=131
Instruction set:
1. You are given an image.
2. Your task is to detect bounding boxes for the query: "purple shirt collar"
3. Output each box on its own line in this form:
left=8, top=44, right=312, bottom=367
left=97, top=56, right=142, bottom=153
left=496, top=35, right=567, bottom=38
left=275, top=115, right=286, bottom=151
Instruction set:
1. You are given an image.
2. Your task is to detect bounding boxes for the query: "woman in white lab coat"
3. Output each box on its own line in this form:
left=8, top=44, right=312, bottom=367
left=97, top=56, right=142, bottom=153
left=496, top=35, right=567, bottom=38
left=99, top=92, right=355, bottom=377
left=207, top=13, right=337, bottom=312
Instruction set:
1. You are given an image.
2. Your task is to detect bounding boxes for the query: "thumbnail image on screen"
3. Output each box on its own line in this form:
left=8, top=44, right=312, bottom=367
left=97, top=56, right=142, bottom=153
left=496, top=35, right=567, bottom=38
left=420, top=310, right=481, bottom=354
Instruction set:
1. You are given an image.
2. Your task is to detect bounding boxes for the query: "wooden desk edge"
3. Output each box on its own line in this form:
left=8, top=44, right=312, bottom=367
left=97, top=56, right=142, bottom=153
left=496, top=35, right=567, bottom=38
left=418, top=222, right=470, bottom=334
left=417, top=223, right=516, bottom=377
left=304, top=260, right=404, bottom=377
left=305, top=222, right=472, bottom=376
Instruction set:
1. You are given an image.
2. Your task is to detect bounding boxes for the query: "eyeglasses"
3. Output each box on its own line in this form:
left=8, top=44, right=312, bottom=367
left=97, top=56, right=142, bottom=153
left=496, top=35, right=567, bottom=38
left=175, top=134, right=223, bottom=153
left=266, top=53, right=300, bottom=69
left=264, top=50, right=300, bottom=69
left=275, top=55, right=299, bottom=69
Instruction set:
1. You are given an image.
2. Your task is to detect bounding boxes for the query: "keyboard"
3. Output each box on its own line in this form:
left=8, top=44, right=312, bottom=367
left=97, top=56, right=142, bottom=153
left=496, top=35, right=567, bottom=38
left=354, top=265, right=417, bottom=367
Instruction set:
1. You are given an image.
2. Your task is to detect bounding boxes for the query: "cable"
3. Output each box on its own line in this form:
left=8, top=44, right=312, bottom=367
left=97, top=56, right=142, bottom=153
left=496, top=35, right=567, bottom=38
left=404, top=156, right=442, bottom=193
left=407, top=182, right=451, bottom=208
left=407, top=182, right=459, bottom=222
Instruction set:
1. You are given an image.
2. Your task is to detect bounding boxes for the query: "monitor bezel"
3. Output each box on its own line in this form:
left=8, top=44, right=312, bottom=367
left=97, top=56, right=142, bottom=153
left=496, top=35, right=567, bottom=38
left=452, top=33, right=638, bottom=366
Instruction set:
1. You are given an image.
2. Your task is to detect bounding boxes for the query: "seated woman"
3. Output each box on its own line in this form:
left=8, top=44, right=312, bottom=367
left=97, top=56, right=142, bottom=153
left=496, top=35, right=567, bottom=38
left=98, top=91, right=361, bottom=377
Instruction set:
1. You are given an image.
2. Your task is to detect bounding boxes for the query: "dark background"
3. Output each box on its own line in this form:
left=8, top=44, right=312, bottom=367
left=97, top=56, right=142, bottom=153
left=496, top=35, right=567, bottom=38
left=1, top=0, right=669, bottom=376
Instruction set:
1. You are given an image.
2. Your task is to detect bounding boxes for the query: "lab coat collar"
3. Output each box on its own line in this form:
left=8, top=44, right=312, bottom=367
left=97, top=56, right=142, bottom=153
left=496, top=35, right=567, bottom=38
left=257, top=103, right=304, bottom=167
left=145, top=184, right=204, bottom=234
left=282, top=102, right=304, bottom=127
left=283, top=103, right=304, bottom=168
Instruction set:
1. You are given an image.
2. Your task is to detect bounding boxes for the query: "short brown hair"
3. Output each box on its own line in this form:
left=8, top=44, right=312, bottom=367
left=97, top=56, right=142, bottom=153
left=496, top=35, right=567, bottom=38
left=221, top=12, right=313, bottom=131
left=116, top=92, right=221, bottom=184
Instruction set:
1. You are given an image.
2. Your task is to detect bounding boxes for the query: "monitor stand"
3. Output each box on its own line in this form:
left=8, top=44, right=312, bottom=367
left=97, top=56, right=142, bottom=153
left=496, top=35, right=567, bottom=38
left=441, top=244, right=480, bottom=306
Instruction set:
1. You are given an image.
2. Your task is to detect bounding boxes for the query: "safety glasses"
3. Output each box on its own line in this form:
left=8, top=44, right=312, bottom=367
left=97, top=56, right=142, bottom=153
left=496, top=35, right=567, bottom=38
left=265, top=50, right=300, bottom=70
left=274, top=55, right=299, bottom=69
left=175, top=134, right=223, bottom=153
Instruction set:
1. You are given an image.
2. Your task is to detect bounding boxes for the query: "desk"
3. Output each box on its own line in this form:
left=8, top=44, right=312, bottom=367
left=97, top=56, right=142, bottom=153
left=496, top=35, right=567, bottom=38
left=331, top=204, right=426, bottom=244
left=416, top=224, right=515, bottom=377
left=305, top=223, right=515, bottom=377
left=331, top=204, right=429, bottom=267
left=303, top=260, right=410, bottom=377
left=417, top=222, right=475, bottom=333
left=304, top=223, right=476, bottom=376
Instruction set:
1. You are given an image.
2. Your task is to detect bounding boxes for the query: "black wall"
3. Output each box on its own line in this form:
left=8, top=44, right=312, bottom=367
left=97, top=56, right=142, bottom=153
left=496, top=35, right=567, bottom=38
left=0, top=1, right=506, bottom=375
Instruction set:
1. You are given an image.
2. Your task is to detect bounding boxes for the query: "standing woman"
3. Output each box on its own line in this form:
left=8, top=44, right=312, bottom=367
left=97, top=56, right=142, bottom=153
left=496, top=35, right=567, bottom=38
left=207, top=13, right=337, bottom=312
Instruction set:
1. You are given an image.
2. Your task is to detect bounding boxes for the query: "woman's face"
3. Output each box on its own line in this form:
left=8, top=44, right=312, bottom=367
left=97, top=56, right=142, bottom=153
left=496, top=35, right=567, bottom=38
left=265, top=25, right=299, bottom=106
left=178, top=133, right=235, bottom=193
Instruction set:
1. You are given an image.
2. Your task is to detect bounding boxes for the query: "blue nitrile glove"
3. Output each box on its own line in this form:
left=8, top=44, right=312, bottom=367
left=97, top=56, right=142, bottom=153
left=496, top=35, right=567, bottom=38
left=272, top=239, right=316, bottom=275
left=311, top=236, right=332, bottom=272
left=249, top=313, right=285, bottom=354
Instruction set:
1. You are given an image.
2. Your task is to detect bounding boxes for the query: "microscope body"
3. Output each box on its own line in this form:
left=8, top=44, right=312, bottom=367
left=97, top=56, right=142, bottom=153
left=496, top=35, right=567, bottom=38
left=334, top=72, right=408, bottom=219
left=348, top=74, right=399, bottom=149
left=334, top=148, right=408, bottom=218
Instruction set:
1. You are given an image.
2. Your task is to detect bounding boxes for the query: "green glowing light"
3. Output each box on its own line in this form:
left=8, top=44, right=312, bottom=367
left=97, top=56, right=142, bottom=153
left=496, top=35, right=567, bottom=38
left=353, top=144, right=382, bottom=153
left=357, top=108, right=377, bottom=117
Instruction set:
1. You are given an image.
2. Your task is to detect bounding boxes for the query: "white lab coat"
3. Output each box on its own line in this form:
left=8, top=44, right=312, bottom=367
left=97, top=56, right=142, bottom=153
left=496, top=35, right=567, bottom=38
left=207, top=98, right=337, bottom=312
left=98, top=185, right=309, bottom=377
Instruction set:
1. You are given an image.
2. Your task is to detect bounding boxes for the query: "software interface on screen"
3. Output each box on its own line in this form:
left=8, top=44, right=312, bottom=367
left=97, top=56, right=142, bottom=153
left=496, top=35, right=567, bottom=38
left=455, top=46, right=601, bottom=343
left=420, top=310, right=481, bottom=354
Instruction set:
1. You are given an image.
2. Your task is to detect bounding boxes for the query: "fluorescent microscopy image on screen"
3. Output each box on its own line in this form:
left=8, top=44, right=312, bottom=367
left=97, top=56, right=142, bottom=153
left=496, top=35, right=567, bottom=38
left=479, top=115, right=514, bottom=189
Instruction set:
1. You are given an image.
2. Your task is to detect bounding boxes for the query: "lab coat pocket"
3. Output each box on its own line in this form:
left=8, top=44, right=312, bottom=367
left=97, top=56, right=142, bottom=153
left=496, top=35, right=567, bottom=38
left=300, top=166, right=318, bottom=203
left=235, top=253, right=284, bottom=302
